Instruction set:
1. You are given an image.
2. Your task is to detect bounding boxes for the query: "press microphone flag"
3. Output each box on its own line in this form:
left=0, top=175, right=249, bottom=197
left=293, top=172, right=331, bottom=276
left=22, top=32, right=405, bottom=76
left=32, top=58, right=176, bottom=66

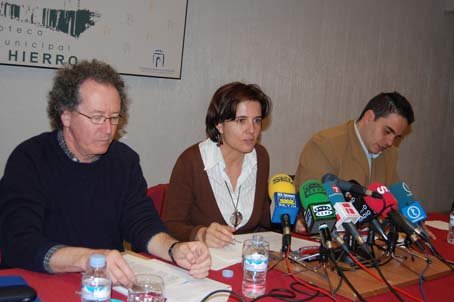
left=344, top=180, right=375, bottom=224
left=333, top=202, right=361, bottom=232
left=299, top=180, right=336, bottom=234
left=323, top=181, right=345, bottom=204
left=269, top=173, right=298, bottom=225
left=323, top=181, right=360, bottom=231
left=389, top=182, right=427, bottom=224
left=270, top=192, right=298, bottom=224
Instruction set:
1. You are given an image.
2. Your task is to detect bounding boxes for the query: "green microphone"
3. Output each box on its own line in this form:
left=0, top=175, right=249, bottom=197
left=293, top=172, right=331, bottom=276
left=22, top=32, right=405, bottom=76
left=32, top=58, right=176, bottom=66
left=299, top=180, right=337, bottom=234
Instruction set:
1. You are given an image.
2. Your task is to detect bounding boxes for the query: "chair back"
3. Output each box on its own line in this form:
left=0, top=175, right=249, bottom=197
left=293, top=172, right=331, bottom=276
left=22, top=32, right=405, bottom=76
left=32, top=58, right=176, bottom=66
left=146, top=184, right=169, bottom=218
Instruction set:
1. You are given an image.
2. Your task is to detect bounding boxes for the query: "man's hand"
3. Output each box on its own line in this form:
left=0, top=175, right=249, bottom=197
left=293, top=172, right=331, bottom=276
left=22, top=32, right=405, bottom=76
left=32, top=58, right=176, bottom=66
left=101, top=249, right=136, bottom=288
left=197, top=222, right=236, bottom=248
left=49, top=247, right=136, bottom=288
left=173, top=241, right=211, bottom=278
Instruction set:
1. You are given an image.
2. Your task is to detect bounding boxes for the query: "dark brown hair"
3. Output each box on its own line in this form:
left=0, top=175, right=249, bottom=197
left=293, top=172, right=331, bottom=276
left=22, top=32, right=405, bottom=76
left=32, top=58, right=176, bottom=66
left=205, top=82, right=272, bottom=143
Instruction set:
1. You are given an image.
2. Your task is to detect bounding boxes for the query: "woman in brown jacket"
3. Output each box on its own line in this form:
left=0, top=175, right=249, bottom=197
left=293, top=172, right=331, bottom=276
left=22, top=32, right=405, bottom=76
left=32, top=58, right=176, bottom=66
left=163, top=82, right=272, bottom=248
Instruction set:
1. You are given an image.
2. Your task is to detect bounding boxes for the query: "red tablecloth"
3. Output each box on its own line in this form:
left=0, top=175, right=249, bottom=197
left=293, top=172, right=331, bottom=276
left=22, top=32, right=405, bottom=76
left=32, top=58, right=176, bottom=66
left=1, top=213, right=452, bottom=301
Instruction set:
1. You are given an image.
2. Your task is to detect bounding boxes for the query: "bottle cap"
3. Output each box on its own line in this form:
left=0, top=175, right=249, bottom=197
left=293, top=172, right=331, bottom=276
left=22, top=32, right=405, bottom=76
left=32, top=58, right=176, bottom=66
left=89, top=254, right=106, bottom=268
left=222, top=269, right=234, bottom=278
left=252, top=234, right=264, bottom=245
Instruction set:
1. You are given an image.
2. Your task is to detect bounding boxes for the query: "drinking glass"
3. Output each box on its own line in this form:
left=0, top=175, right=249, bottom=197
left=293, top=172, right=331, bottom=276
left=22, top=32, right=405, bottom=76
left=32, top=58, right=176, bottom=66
left=127, top=274, right=165, bottom=302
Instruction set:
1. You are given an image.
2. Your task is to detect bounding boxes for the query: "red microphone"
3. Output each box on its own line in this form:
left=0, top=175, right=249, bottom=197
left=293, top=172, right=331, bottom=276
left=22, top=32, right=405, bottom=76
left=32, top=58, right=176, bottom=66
left=364, top=182, right=398, bottom=217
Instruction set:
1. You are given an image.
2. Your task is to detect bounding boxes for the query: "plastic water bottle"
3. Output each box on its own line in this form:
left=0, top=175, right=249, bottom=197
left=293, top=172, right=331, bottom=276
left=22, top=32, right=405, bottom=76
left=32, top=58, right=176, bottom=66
left=241, top=234, right=269, bottom=298
left=81, top=254, right=111, bottom=302
left=448, top=205, right=454, bottom=244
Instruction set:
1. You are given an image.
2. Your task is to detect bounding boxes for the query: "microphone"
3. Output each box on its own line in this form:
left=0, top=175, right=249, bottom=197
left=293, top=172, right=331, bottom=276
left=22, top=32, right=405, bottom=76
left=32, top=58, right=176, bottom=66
left=299, top=180, right=337, bottom=235
left=342, top=222, right=373, bottom=259
left=365, top=183, right=427, bottom=250
left=387, top=209, right=426, bottom=251
left=344, top=180, right=389, bottom=243
left=324, top=181, right=361, bottom=231
left=364, top=182, right=398, bottom=217
left=322, top=173, right=382, bottom=198
left=319, top=224, right=333, bottom=250
left=389, top=182, right=427, bottom=224
left=269, top=173, right=299, bottom=255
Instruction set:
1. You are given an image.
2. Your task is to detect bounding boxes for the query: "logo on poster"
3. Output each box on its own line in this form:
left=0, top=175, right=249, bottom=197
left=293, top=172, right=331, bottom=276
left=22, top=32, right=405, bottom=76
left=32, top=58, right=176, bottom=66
left=153, top=49, right=165, bottom=68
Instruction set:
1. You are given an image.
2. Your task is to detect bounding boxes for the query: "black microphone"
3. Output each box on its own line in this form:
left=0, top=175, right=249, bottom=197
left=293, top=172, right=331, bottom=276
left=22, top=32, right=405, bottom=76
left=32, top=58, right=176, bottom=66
left=331, top=230, right=351, bottom=254
left=387, top=229, right=399, bottom=254
left=319, top=224, right=333, bottom=250
left=387, top=209, right=425, bottom=252
left=322, top=173, right=382, bottom=198
left=342, top=222, right=373, bottom=259
left=344, top=182, right=389, bottom=243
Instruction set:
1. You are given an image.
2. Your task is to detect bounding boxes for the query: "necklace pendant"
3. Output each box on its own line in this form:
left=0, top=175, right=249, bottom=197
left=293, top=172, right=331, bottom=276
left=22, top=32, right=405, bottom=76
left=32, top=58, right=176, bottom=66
left=230, top=210, right=243, bottom=227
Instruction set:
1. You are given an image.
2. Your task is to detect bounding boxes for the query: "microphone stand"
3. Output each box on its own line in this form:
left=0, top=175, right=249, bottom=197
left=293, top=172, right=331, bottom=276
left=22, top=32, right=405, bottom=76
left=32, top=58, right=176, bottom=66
left=319, top=245, right=335, bottom=296
left=343, top=222, right=404, bottom=302
left=319, top=226, right=366, bottom=302
left=366, top=228, right=377, bottom=259
left=334, top=233, right=356, bottom=265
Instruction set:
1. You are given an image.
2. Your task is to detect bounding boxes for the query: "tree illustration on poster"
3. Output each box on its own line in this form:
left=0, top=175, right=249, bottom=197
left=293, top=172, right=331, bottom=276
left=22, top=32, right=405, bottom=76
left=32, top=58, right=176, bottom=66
left=0, top=0, right=188, bottom=78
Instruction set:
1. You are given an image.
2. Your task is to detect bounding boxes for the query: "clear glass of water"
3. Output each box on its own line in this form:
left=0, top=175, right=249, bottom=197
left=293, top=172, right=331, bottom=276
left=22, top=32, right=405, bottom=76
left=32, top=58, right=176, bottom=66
left=127, top=274, right=166, bottom=302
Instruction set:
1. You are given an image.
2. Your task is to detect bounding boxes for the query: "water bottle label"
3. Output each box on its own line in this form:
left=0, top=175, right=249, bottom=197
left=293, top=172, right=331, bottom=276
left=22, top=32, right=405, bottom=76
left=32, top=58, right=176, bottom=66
left=82, top=284, right=110, bottom=300
left=244, top=253, right=268, bottom=272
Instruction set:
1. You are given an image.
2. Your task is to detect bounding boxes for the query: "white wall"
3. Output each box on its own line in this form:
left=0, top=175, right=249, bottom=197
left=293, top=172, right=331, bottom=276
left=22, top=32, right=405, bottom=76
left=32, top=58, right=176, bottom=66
left=1, top=0, right=453, bottom=212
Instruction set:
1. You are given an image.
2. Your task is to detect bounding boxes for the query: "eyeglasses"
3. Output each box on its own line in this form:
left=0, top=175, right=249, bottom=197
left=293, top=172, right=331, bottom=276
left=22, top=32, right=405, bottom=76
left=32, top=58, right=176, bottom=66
left=77, top=111, right=122, bottom=125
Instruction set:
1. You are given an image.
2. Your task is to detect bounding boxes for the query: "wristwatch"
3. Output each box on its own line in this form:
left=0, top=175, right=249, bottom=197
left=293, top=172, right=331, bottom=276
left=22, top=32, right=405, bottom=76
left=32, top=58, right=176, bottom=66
left=168, top=241, right=180, bottom=264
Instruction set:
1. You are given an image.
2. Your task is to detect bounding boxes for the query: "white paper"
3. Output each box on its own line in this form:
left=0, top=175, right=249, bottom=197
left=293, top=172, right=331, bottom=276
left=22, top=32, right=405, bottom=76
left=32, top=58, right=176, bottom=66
left=113, top=253, right=230, bottom=302
left=425, top=220, right=449, bottom=230
left=210, top=231, right=319, bottom=270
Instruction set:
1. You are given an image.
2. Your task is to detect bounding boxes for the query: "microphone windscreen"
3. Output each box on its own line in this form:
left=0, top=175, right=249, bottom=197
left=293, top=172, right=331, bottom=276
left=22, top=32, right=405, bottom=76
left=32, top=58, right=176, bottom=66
left=268, top=173, right=296, bottom=199
left=299, top=180, right=328, bottom=209
left=321, top=173, right=337, bottom=183
left=364, top=182, right=398, bottom=217
left=323, top=181, right=345, bottom=204
left=389, top=182, right=414, bottom=209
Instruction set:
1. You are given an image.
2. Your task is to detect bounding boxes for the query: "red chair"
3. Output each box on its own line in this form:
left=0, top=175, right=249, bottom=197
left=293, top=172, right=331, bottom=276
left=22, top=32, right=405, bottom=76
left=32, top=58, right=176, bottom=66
left=146, top=183, right=169, bottom=218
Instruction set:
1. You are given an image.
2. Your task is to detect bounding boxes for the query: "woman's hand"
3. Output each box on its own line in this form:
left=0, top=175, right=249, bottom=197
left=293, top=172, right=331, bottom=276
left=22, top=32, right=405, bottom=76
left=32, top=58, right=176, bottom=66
left=197, top=222, right=236, bottom=248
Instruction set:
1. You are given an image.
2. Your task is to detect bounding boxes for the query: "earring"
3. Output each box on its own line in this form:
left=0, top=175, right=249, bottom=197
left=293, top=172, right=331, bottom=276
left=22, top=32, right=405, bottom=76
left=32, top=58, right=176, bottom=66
left=216, top=132, right=223, bottom=146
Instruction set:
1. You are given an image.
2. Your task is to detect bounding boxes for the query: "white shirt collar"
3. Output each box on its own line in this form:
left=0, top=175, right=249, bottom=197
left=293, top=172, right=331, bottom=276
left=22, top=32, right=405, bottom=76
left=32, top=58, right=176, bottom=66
left=199, top=138, right=257, bottom=172
left=354, top=120, right=381, bottom=160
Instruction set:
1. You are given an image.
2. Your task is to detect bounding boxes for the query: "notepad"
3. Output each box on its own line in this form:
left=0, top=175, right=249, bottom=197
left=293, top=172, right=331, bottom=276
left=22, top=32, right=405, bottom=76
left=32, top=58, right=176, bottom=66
left=113, top=253, right=230, bottom=302
left=425, top=220, right=449, bottom=231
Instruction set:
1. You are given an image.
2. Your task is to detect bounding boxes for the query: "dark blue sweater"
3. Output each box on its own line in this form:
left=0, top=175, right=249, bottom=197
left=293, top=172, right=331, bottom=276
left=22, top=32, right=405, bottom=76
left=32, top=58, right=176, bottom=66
left=0, top=131, right=166, bottom=272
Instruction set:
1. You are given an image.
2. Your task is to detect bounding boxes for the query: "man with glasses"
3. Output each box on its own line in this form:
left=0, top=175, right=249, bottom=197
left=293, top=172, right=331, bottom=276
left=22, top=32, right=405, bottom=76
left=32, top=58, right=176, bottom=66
left=0, top=60, right=211, bottom=287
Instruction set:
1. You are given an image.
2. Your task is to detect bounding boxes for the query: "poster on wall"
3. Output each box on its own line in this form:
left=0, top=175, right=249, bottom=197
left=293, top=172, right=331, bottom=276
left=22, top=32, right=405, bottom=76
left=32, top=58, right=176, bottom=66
left=0, top=0, right=188, bottom=78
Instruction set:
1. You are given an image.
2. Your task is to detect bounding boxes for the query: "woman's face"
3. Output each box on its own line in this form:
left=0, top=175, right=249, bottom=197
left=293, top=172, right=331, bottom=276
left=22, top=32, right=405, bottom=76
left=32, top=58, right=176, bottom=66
left=216, top=100, right=263, bottom=157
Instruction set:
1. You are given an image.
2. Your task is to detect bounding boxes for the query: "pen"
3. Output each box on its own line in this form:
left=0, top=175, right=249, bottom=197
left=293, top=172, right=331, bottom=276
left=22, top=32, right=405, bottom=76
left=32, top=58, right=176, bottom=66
left=232, top=237, right=242, bottom=245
